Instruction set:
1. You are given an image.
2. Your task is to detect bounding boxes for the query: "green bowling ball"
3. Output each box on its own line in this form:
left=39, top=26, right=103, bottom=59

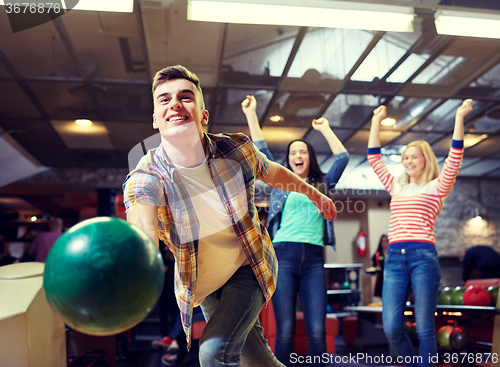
left=341, top=281, right=351, bottom=289
left=43, top=217, right=164, bottom=336
left=437, top=324, right=454, bottom=350
left=488, top=285, right=499, bottom=306
left=439, top=287, right=453, bottom=305
left=450, top=286, right=466, bottom=305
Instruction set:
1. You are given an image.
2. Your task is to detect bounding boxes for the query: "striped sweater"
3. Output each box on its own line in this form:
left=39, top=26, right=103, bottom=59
left=367, top=140, right=464, bottom=245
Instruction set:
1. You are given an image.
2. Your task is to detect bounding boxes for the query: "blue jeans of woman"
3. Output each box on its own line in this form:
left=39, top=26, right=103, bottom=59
left=272, top=242, right=327, bottom=367
left=382, top=247, right=441, bottom=367
left=200, top=265, right=285, bottom=367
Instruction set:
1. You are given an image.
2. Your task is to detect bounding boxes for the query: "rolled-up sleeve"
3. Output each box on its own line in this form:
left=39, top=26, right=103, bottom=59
left=123, top=170, right=164, bottom=212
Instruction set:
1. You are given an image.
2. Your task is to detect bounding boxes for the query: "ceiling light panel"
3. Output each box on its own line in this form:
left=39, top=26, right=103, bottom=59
left=65, top=0, right=134, bottom=13
left=435, top=10, right=500, bottom=39
left=188, top=0, right=414, bottom=32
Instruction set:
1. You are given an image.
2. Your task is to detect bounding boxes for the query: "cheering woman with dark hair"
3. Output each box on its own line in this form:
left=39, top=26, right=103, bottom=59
left=242, top=95, right=348, bottom=367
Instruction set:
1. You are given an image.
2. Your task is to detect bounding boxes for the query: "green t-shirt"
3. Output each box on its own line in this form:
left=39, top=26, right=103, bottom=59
left=272, top=191, right=324, bottom=246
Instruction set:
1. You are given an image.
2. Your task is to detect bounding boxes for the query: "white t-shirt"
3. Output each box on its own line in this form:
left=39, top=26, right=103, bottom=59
left=173, top=160, right=248, bottom=306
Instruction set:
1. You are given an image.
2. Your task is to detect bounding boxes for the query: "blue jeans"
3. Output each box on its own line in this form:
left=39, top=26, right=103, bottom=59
left=382, top=247, right=441, bottom=367
left=272, top=242, right=327, bottom=367
left=200, top=265, right=285, bottom=367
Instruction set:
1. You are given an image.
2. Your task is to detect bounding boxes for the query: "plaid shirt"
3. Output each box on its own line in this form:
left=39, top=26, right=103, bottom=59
left=123, top=132, right=277, bottom=346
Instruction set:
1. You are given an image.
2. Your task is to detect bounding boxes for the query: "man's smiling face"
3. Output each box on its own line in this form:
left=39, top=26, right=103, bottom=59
left=152, top=78, right=208, bottom=140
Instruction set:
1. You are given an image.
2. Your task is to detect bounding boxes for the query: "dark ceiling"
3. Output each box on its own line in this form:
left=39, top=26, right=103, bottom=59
left=1, top=0, right=500, bottom=224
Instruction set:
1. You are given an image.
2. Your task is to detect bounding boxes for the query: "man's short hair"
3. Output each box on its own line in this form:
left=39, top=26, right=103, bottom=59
left=152, top=65, right=205, bottom=111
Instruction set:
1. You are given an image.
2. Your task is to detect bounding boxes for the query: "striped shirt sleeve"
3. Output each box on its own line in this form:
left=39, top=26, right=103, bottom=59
left=367, top=147, right=395, bottom=194
left=436, top=139, right=464, bottom=197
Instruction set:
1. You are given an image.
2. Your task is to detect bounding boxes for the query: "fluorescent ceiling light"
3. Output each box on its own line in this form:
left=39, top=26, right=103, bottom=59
left=65, top=0, right=134, bottom=12
left=0, top=0, right=134, bottom=13
left=435, top=10, right=500, bottom=39
left=188, top=0, right=414, bottom=32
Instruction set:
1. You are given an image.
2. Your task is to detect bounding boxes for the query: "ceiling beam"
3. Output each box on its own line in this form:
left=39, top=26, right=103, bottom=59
left=380, top=36, right=456, bottom=106
left=52, top=17, right=105, bottom=121
left=134, top=0, right=152, bottom=82
left=208, top=23, right=230, bottom=134
left=0, top=49, right=52, bottom=122
left=260, top=27, right=308, bottom=127
left=0, top=48, right=69, bottom=149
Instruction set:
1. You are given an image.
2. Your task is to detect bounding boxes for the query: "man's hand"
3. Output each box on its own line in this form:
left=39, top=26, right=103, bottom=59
left=307, top=188, right=337, bottom=221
